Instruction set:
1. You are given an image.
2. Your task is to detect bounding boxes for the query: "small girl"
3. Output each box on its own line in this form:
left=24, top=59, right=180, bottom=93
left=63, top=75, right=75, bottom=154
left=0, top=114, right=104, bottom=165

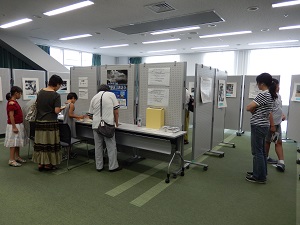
left=4, top=86, right=27, bottom=167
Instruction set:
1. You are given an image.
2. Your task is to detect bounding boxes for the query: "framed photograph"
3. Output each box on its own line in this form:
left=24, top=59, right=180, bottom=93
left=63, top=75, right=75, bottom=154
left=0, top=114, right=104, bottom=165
left=22, top=78, right=39, bottom=100
left=217, top=79, right=227, bottom=108
left=291, top=83, right=300, bottom=102
left=57, top=79, right=70, bottom=94
left=226, top=82, right=237, bottom=98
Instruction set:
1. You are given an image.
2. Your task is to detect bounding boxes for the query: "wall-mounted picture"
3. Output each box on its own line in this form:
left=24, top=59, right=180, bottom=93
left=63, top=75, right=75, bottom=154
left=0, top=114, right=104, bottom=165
left=218, top=80, right=227, bottom=108
left=22, top=78, right=39, bottom=100
left=57, top=79, right=70, bottom=94
left=291, top=83, right=300, bottom=102
left=226, top=82, right=237, bottom=98
left=107, top=70, right=128, bottom=109
left=0, top=77, right=3, bottom=101
left=248, top=82, right=262, bottom=99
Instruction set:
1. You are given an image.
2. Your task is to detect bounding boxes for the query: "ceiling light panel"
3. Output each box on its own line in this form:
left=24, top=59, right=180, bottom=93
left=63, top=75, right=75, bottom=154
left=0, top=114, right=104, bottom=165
left=199, top=31, right=252, bottom=38
left=100, top=44, right=129, bottom=49
left=279, top=25, right=300, bottom=30
left=111, top=11, right=223, bottom=35
left=248, top=40, right=299, bottom=45
left=191, top=45, right=229, bottom=49
left=147, top=49, right=177, bottom=53
left=59, top=34, right=92, bottom=40
left=151, top=26, right=200, bottom=35
left=142, top=38, right=180, bottom=44
left=0, top=18, right=32, bottom=28
left=272, top=0, right=300, bottom=8
left=43, top=0, right=94, bottom=16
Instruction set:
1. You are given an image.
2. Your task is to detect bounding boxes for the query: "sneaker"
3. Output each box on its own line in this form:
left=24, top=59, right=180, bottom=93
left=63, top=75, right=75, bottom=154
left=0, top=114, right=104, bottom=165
left=296, top=159, right=300, bottom=165
left=297, top=149, right=300, bottom=153
left=276, top=163, right=285, bottom=172
left=267, top=157, right=278, bottom=164
left=16, top=157, right=26, bottom=163
left=246, top=171, right=253, bottom=176
left=245, top=175, right=266, bottom=184
left=8, top=160, right=22, bottom=167
left=109, top=166, right=122, bottom=172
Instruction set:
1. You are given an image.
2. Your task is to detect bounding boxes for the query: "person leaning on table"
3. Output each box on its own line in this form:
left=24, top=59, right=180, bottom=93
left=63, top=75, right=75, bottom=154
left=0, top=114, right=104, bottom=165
left=88, top=84, right=122, bottom=172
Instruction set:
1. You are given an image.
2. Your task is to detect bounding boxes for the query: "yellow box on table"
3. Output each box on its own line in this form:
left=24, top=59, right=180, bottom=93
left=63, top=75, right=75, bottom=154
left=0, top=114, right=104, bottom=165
left=146, top=107, right=165, bottom=129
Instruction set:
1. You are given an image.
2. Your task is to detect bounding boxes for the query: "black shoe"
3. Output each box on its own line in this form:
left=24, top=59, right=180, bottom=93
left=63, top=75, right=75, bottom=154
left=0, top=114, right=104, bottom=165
left=276, top=163, right=285, bottom=172
left=246, top=171, right=253, bottom=176
left=245, top=175, right=266, bottom=184
left=296, top=159, right=300, bottom=164
left=184, top=140, right=189, bottom=145
left=297, top=149, right=300, bottom=153
left=109, top=166, right=122, bottom=172
left=97, top=168, right=104, bottom=172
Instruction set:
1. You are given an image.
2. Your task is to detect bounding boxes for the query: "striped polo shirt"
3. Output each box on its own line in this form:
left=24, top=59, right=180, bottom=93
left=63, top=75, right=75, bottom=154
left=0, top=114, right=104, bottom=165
left=250, top=90, right=274, bottom=127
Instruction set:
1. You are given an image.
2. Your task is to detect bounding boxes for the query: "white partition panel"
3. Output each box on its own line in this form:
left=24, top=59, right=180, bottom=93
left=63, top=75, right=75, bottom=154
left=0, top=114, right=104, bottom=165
left=138, top=62, right=186, bottom=128
left=48, top=71, right=70, bottom=104
left=100, top=64, right=136, bottom=124
left=70, top=66, right=99, bottom=115
left=287, top=75, right=300, bottom=141
left=0, top=68, right=11, bottom=134
left=12, top=69, right=46, bottom=109
left=192, top=65, right=215, bottom=159
left=212, top=70, right=227, bottom=148
left=225, top=75, right=243, bottom=131
left=242, top=75, right=280, bottom=132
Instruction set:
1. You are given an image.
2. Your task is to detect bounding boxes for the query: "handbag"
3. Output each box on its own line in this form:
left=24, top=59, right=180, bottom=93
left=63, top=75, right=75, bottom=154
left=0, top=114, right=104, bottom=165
left=25, top=100, right=37, bottom=122
left=97, top=91, right=115, bottom=138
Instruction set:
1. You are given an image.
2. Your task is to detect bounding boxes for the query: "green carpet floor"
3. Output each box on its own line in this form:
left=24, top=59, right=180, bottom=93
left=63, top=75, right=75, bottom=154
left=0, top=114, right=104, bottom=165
left=0, top=130, right=299, bottom=225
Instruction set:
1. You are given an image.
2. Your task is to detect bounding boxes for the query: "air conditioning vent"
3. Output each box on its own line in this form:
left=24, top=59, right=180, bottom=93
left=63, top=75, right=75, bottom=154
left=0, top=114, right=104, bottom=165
left=146, top=2, right=176, bottom=13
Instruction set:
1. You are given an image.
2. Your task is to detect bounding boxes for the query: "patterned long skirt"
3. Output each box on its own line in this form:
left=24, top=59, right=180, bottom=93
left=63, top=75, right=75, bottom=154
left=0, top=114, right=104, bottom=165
left=32, top=121, right=62, bottom=166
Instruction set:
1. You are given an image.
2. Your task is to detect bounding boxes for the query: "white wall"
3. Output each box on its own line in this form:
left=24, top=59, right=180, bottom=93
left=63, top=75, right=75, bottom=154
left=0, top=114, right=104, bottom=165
left=101, top=55, right=116, bottom=65
left=180, top=53, right=205, bottom=76
left=116, top=57, right=129, bottom=64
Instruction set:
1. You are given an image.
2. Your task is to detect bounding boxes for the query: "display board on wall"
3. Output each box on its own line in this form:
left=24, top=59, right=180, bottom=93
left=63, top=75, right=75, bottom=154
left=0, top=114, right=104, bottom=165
left=287, top=75, right=300, bottom=141
left=138, top=62, right=186, bottom=129
left=0, top=68, right=11, bottom=134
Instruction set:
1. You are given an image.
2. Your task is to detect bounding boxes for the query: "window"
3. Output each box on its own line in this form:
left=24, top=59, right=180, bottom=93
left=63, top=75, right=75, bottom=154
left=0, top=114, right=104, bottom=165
left=50, top=47, right=63, bottom=64
left=203, top=51, right=235, bottom=75
left=64, top=49, right=81, bottom=66
left=82, top=52, right=93, bottom=66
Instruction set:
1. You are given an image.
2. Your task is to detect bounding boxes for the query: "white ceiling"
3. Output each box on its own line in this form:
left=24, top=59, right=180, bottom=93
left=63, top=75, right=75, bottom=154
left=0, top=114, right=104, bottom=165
left=1, top=0, right=300, bottom=57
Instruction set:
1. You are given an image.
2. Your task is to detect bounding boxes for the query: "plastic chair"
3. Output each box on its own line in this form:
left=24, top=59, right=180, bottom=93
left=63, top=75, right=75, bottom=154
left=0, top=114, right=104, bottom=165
left=27, top=122, right=36, bottom=159
left=58, top=123, right=89, bottom=170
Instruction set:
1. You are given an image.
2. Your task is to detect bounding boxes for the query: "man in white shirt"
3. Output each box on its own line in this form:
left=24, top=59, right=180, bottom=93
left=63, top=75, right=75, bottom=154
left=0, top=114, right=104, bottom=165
left=89, top=84, right=121, bottom=172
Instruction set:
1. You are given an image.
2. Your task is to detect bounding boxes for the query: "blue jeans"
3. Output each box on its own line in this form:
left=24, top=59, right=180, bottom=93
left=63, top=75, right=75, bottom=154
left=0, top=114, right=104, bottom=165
left=251, top=125, right=269, bottom=181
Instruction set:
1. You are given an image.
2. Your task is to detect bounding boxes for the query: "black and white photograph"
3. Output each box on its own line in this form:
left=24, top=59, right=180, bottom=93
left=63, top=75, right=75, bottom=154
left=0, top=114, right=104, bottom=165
left=226, top=82, right=237, bottom=98
left=57, top=79, right=70, bottom=94
left=22, top=78, right=39, bottom=100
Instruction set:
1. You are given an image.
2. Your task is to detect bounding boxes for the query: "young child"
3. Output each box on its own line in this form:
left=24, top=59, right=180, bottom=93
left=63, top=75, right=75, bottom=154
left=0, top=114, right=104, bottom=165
left=4, top=86, right=27, bottom=167
left=62, top=92, right=85, bottom=159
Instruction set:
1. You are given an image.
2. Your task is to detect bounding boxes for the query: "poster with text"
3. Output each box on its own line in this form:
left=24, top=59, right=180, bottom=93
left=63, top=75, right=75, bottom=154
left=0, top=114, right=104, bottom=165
left=226, top=82, right=237, bottom=98
left=79, top=77, right=88, bottom=88
left=57, top=79, right=70, bottom=94
left=0, top=77, right=3, bottom=101
left=147, top=88, right=169, bottom=107
left=148, top=67, right=170, bottom=86
left=291, top=83, right=300, bottom=102
left=79, top=89, right=88, bottom=99
left=22, top=78, right=39, bottom=100
left=218, top=80, right=227, bottom=108
left=249, top=82, right=262, bottom=99
left=200, top=77, right=213, bottom=103
left=107, top=69, right=128, bottom=109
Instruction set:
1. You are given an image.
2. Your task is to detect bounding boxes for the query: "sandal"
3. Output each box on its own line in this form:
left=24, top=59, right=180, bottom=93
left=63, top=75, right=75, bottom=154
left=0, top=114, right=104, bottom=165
left=38, top=164, right=44, bottom=172
left=8, top=160, right=22, bottom=167
left=16, top=157, right=27, bottom=163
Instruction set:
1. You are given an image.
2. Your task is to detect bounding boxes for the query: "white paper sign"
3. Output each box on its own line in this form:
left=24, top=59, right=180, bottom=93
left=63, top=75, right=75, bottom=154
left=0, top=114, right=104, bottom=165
left=0, top=77, right=3, bottom=101
left=79, top=77, right=88, bottom=88
left=148, top=68, right=170, bottom=86
left=22, top=78, right=39, bottom=100
left=226, top=82, right=237, bottom=98
left=147, top=88, right=169, bottom=107
left=249, top=82, right=262, bottom=99
left=200, top=77, right=213, bottom=103
left=79, top=89, right=88, bottom=99
left=291, top=83, right=300, bottom=102
left=218, top=80, right=227, bottom=108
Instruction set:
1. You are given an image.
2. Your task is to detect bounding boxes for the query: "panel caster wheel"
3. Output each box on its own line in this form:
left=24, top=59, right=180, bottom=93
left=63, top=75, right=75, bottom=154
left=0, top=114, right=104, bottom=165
left=180, top=171, right=184, bottom=176
left=203, top=166, right=208, bottom=171
left=219, top=153, right=225, bottom=158
left=236, top=132, right=241, bottom=136
left=165, top=178, right=170, bottom=183
left=233, top=145, right=236, bottom=148
left=186, top=165, right=190, bottom=169
left=173, top=174, right=177, bottom=179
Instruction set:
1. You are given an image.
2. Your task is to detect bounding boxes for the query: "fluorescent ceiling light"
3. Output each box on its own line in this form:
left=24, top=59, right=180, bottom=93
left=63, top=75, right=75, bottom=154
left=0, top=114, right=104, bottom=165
left=191, top=45, right=229, bottom=50
left=272, top=0, right=300, bottom=8
left=59, top=34, right=92, bottom=40
left=199, top=31, right=252, bottom=38
left=279, top=25, right=300, bottom=30
left=142, top=38, right=181, bottom=44
left=151, top=26, right=200, bottom=35
left=248, top=40, right=299, bottom=45
left=100, top=44, right=129, bottom=49
left=43, top=0, right=94, bottom=16
left=147, top=49, right=177, bottom=53
left=0, top=18, right=32, bottom=28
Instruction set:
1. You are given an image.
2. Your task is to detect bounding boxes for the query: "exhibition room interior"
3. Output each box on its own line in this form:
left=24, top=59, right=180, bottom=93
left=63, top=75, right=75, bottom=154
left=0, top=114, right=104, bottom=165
left=0, top=1, right=300, bottom=225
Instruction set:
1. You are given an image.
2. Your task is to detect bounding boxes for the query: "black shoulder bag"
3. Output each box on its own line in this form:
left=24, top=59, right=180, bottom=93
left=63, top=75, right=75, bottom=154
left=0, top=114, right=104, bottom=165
left=188, top=95, right=194, bottom=112
left=97, top=91, right=115, bottom=138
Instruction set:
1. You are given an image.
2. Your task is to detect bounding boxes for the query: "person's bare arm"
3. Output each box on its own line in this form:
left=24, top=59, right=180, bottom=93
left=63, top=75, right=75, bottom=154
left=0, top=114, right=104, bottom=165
left=68, top=103, right=84, bottom=120
left=113, top=108, right=119, bottom=127
left=9, top=111, right=18, bottom=133
left=246, top=101, right=257, bottom=113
